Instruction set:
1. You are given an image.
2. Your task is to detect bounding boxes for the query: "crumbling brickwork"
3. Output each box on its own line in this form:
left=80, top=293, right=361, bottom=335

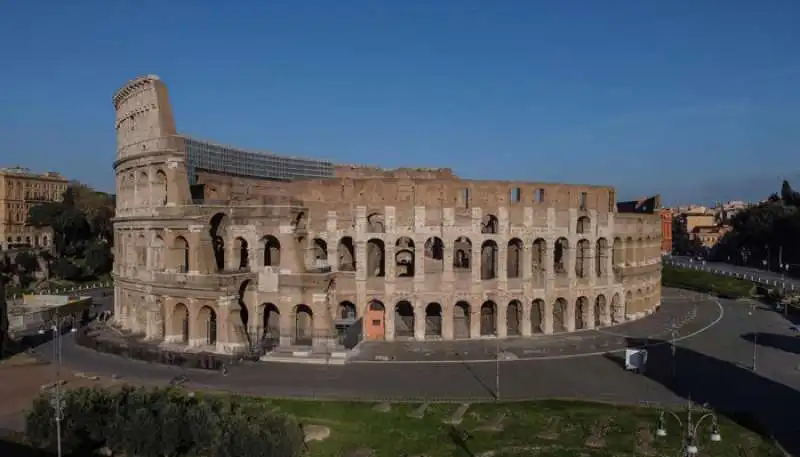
left=111, top=75, right=662, bottom=355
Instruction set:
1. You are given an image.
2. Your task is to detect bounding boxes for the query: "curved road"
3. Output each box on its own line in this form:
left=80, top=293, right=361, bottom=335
left=667, top=255, right=800, bottom=289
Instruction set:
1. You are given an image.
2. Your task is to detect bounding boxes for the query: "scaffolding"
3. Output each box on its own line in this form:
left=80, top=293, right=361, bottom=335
left=182, top=136, right=335, bottom=185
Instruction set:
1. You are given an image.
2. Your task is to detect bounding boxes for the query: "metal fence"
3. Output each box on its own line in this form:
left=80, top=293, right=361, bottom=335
left=4, top=280, right=113, bottom=301
left=663, top=259, right=796, bottom=292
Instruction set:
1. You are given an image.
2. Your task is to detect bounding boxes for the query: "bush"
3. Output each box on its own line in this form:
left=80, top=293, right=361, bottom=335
left=26, top=387, right=305, bottom=457
left=662, top=264, right=754, bottom=298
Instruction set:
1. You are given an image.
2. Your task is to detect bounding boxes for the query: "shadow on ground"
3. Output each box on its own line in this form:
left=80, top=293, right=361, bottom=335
left=605, top=338, right=799, bottom=455
left=742, top=332, right=800, bottom=355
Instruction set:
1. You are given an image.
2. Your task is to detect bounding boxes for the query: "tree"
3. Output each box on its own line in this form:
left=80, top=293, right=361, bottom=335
left=0, top=253, right=12, bottom=357
left=85, top=241, right=113, bottom=277
left=13, top=251, right=39, bottom=289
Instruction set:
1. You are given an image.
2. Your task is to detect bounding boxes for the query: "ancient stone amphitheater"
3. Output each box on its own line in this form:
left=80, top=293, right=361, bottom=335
left=112, top=75, right=662, bottom=355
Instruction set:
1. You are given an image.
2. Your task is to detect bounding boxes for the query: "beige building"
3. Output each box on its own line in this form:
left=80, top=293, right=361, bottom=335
left=0, top=167, right=68, bottom=250
left=111, top=75, right=662, bottom=355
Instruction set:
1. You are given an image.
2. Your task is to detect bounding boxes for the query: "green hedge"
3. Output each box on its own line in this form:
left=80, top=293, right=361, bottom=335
left=25, top=387, right=305, bottom=457
left=662, top=264, right=754, bottom=298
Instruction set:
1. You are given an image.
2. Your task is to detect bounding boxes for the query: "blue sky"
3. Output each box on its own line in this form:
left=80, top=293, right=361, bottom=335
left=1, top=0, right=799, bottom=205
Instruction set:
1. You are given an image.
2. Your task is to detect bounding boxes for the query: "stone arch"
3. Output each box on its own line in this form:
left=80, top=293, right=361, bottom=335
left=260, top=303, right=280, bottom=346
left=507, top=300, right=522, bottom=336
left=453, top=301, right=471, bottom=339
left=367, top=300, right=386, bottom=341
left=554, top=237, right=569, bottom=275
left=531, top=299, right=544, bottom=334
left=507, top=238, right=523, bottom=278
left=481, top=214, right=499, bottom=234
left=425, top=303, right=442, bottom=338
left=395, top=237, right=415, bottom=277
left=625, top=236, right=635, bottom=265
left=480, top=301, right=497, bottom=336
left=311, top=238, right=328, bottom=270
left=234, top=237, right=249, bottom=270
left=481, top=240, right=498, bottom=280
left=532, top=238, right=546, bottom=284
left=596, top=238, right=609, bottom=277
left=293, top=304, right=313, bottom=346
left=209, top=212, right=229, bottom=271
left=173, top=236, right=189, bottom=272
left=636, top=288, right=644, bottom=311
left=576, top=216, right=591, bottom=235
left=197, top=306, right=218, bottom=346
left=153, top=169, right=167, bottom=206
left=552, top=297, right=567, bottom=333
left=152, top=235, right=165, bottom=270
left=575, top=296, right=589, bottom=330
left=137, top=170, right=149, bottom=206
left=366, top=238, right=386, bottom=277
left=594, top=295, right=608, bottom=327
left=453, top=237, right=472, bottom=271
left=262, top=235, right=281, bottom=267
left=424, top=237, right=444, bottom=273
left=612, top=237, right=623, bottom=267
left=136, top=234, right=147, bottom=267
left=620, top=291, right=631, bottom=323
left=576, top=239, right=591, bottom=278
left=337, top=236, right=356, bottom=271
left=338, top=301, right=356, bottom=321
left=171, top=302, right=189, bottom=343
left=367, top=212, right=385, bottom=233
left=394, top=300, right=415, bottom=339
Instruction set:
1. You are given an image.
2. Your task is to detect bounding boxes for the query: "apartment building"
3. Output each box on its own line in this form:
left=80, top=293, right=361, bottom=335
left=0, top=167, right=68, bottom=250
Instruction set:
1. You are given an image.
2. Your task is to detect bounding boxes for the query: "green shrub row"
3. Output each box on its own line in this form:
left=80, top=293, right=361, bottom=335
left=662, top=264, right=754, bottom=298
left=25, top=386, right=306, bottom=457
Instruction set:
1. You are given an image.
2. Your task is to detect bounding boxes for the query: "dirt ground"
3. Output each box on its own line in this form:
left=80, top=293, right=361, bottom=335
left=0, top=353, right=119, bottom=432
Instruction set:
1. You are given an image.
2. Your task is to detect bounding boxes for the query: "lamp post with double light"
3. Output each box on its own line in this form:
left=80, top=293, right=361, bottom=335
left=38, top=310, right=78, bottom=457
left=655, top=403, right=722, bottom=456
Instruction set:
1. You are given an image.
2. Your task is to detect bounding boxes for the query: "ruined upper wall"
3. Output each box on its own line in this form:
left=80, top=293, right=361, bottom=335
left=113, top=74, right=178, bottom=161
left=334, top=165, right=457, bottom=180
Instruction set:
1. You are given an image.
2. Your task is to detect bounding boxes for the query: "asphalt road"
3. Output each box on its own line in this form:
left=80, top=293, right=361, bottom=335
left=667, top=255, right=800, bottom=289
left=25, top=286, right=800, bottom=453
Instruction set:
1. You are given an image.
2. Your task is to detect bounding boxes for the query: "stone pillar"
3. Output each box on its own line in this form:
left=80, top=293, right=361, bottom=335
left=471, top=242, right=481, bottom=282
left=498, top=242, right=508, bottom=281
left=542, top=298, right=554, bottom=334
left=442, top=302, right=454, bottom=340
left=414, top=304, right=425, bottom=341
left=565, top=298, right=576, bottom=332
left=443, top=239, right=454, bottom=281
left=355, top=241, right=367, bottom=281
left=522, top=243, right=532, bottom=280
left=497, top=304, right=507, bottom=338
left=384, top=305, right=395, bottom=342
left=385, top=241, right=395, bottom=280
left=521, top=301, right=532, bottom=337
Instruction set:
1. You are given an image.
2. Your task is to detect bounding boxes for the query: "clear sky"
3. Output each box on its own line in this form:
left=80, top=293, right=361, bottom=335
left=1, top=0, right=799, bottom=205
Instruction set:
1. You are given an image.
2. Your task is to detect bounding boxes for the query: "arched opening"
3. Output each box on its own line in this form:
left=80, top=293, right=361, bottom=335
left=507, top=300, right=522, bottom=336
left=453, top=237, right=472, bottom=271
left=367, top=300, right=385, bottom=341
left=173, top=236, right=189, bottom=273
left=394, top=300, right=415, bottom=339
left=293, top=304, right=313, bottom=346
left=612, top=237, right=623, bottom=267
left=453, top=301, right=471, bottom=339
left=596, top=238, right=608, bottom=277
left=235, top=237, right=249, bottom=270
left=395, top=237, right=415, bottom=277
left=338, top=301, right=357, bottom=320
left=198, top=306, right=218, bottom=346
left=366, top=238, right=385, bottom=277
left=152, top=235, right=165, bottom=270
left=424, top=237, right=444, bottom=273
left=262, top=235, right=281, bottom=267
left=311, top=238, right=328, bottom=270
left=576, top=216, right=591, bottom=235
left=552, top=298, right=567, bottom=333
left=531, top=299, right=544, bottom=334
left=367, top=212, right=385, bottom=233
left=620, top=292, right=631, bottom=323
left=261, top=303, right=280, bottom=348
left=154, top=169, right=167, bottom=205
left=575, top=296, right=589, bottom=330
left=625, top=237, right=635, bottom=265
left=171, top=303, right=189, bottom=343
left=480, top=301, right=497, bottom=336
left=209, top=213, right=229, bottom=271
left=554, top=238, right=569, bottom=275
left=532, top=238, right=546, bottom=285
left=137, top=171, right=149, bottom=206
left=507, top=238, right=523, bottom=278
left=481, top=214, right=499, bottom=234
left=480, top=240, right=498, bottom=280
left=338, top=237, right=356, bottom=271
left=576, top=239, right=591, bottom=278
left=594, top=295, right=607, bottom=327
left=136, top=235, right=146, bottom=267
left=425, top=303, right=442, bottom=338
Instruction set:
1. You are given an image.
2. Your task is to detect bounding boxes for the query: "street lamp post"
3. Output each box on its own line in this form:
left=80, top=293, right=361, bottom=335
left=494, top=331, right=500, bottom=401
left=38, top=310, right=78, bottom=457
left=656, top=403, right=722, bottom=456
left=748, top=304, right=758, bottom=372
left=670, top=323, right=679, bottom=381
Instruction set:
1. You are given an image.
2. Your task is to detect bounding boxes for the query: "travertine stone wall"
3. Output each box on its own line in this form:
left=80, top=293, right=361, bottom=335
left=111, top=75, right=662, bottom=355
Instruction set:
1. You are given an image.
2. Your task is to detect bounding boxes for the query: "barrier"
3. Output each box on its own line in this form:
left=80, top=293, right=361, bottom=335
left=4, top=280, right=113, bottom=301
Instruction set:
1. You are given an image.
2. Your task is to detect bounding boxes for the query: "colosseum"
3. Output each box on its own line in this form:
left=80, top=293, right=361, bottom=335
left=111, top=75, right=662, bottom=356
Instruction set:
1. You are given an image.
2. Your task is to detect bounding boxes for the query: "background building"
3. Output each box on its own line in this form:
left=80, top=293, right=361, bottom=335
left=0, top=167, right=68, bottom=250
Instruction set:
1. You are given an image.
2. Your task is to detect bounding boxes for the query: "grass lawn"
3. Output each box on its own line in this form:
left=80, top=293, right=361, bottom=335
left=662, top=264, right=755, bottom=299
left=247, top=397, right=781, bottom=457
